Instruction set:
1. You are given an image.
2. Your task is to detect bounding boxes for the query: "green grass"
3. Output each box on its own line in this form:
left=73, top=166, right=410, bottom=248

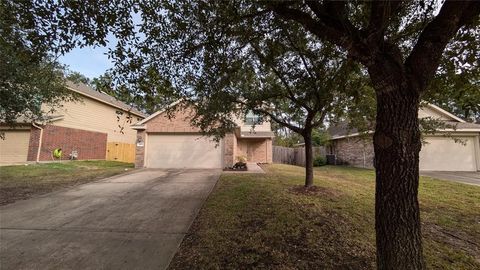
left=0, top=160, right=134, bottom=205
left=169, top=164, right=480, bottom=270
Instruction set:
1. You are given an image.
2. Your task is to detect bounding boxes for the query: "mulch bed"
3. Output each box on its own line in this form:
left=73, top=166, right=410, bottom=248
left=223, top=167, right=248, bottom=171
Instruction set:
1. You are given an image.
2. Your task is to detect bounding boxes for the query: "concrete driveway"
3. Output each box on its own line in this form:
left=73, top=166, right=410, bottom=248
left=421, top=171, right=480, bottom=186
left=0, top=169, right=220, bottom=270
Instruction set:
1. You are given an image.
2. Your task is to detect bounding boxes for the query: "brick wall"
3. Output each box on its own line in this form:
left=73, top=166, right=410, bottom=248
left=332, top=136, right=374, bottom=168
left=28, top=124, right=107, bottom=161
left=224, top=133, right=237, bottom=167
left=27, top=127, right=41, bottom=161
left=146, top=106, right=201, bottom=133
left=266, top=138, right=273, bottom=163
left=135, top=130, right=146, bottom=168
left=236, top=138, right=272, bottom=163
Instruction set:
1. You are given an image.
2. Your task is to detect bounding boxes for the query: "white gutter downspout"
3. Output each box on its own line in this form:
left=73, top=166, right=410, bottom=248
left=32, top=122, right=43, bottom=163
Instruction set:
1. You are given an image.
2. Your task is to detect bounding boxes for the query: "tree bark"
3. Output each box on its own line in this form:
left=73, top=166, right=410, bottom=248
left=303, top=128, right=314, bottom=187
left=269, top=3, right=479, bottom=269
left=371, top=70, right=424, bottom=269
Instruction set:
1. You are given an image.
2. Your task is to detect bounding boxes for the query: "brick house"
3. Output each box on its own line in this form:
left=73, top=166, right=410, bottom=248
left=131, top=102, right=273, bottom=168
left=0, top=82, right=146, bottom=164
left=327, top=103, right=480, bottom=171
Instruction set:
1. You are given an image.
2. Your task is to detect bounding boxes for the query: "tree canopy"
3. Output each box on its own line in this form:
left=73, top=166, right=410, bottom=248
left=426, top=56, right=480, bottom=122
left=3, top=1, right=479, bottom=269
left=89, top=72, right=176, bottom=115
left=0, top=0, right=74, bottom=125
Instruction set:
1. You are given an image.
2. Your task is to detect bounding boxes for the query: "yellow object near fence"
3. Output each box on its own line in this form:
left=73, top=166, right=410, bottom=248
left=106, top=142, right=136, bottom=163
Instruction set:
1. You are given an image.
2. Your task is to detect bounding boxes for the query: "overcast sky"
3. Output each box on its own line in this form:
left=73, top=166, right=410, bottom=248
left=59, top=45, right=112, bottom=79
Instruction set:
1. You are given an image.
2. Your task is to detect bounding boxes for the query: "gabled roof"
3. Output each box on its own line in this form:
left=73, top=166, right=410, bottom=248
left=131, top=99, right=275, bottom=134
left=66, top=81, right=146, bottom=118
left=327, top=122, right=361, bottom=138
left=2, top=115, right=64, bottom=125
left=329, top=103, right=480, bottom=140
left=132, top=99, right=184, bottom=126
left=425, top=103, right=466, bottom=123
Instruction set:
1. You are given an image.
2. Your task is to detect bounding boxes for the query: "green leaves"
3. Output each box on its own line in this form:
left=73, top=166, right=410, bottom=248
left=311, top=130, right=331, bottom=147
left=425, top=26, right=480, bottom=122
left=0, top=0, right=73, bottom=124
left=8, top=0, right=477, bottom=133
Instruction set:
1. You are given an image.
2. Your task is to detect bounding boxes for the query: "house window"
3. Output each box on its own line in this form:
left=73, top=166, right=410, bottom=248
left=245, top=111, right=262, bottom=125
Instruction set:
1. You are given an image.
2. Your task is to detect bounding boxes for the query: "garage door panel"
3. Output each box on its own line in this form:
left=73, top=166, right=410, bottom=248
left=146, top=135, right=223, bottom=168
left=420, top=137, right=476, bottom=171
left=0, top=130, right=31, bottom=163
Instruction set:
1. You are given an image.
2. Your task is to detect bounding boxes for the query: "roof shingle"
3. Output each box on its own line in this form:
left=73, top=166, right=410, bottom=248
left=66, top=81, right=146, bottom=118
left=329, top=120, right=480, bottom=139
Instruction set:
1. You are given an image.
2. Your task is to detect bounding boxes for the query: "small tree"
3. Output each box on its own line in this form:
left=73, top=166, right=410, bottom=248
left=311, top=129, right=331, bottom=147
left=181, top=23, right=357, bottom=187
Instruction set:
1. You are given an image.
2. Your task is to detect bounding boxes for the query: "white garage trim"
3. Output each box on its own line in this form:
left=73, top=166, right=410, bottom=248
left=420, top=135, right=479, bottom=171
left=145, top=133, right=223, bottom=168
left=144, top=131, right=149, bottom=167
left=135, top=99, right=184, bottom=125
left=474, top=135, right=480, bottom=171
left=426, top=103, right=466, bottom=123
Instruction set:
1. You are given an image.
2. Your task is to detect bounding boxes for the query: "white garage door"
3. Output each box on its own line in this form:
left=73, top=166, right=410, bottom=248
left=146, top=134, right=223, bottom=168
left=0, top=130, right=31, bottom=164
left=420, top=136, right=477, bottom=171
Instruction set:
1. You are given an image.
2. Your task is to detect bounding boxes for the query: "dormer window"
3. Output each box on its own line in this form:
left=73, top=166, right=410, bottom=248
left=245, top=110, right=262, bottom=125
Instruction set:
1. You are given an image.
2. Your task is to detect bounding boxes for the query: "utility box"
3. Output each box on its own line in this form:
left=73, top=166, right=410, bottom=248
left=326, top=154, right=336, bottom=165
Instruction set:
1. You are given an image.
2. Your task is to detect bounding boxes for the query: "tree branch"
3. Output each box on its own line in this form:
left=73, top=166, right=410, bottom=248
left=249, top=42, right=314, bottom=113
left=255, top=108, right=304, bottom=134
left=281, top=27, right=333, bottom=110
left=405, top=0, right=480, bottom=93
left=311, top=107, right=328, bottom=128
left=232, top=98, right=302, bottom=133
left=366, top=1, right=402, bottom=40
left=282, top=29, right=317, bottom=80
left=266, top=2, right=370, bottom=63
left=308, top=1, right=356, bottom=36
left=266, top=3, right=348, bottom=48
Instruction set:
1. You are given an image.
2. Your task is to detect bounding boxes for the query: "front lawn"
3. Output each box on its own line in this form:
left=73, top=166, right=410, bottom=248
left=169, top=164, right=480, bottom=269
left=0, top=160, right=134, bottom=205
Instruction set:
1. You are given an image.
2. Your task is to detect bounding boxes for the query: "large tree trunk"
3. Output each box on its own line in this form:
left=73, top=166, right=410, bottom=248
left=303, top=128, right=314, bottom=187
left=373, top=78, right=424, bottom=269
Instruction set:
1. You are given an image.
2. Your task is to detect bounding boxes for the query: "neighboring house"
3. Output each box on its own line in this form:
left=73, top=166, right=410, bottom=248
left=132, top=102, right=274, bottom=168
left=327, top=103, right=480, bottom=171
left=0, top=82, right=146, bottom=164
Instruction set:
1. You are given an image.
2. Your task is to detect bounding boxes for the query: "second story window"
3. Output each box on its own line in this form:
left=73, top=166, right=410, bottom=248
left=245, top=110, right=262, bottom=125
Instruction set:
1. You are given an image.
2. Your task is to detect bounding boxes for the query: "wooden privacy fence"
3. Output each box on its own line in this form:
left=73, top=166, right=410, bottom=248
left=106, top=142, right=136, bottom=163
left=273, top=146, right=326, bottom=167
